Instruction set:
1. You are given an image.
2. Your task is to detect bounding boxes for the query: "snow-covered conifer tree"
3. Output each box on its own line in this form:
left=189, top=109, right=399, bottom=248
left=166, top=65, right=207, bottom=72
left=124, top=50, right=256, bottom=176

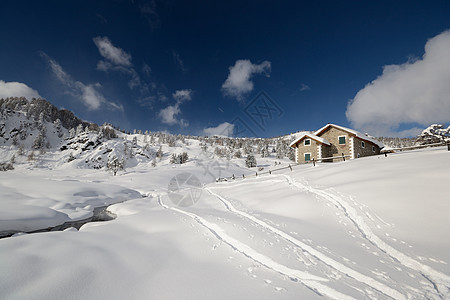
left=245, top=154, right=257, bottom=168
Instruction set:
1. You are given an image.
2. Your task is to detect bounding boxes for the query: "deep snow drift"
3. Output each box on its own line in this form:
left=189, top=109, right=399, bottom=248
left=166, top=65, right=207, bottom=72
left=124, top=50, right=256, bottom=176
left=0, top=146, right=449, bottom=299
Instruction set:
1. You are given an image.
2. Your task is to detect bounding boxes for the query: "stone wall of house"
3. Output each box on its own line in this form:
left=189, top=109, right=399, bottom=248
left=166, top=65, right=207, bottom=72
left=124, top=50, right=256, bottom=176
left=321, top=144, right=333, bottom=162
left=295, top=138, right=320, bottom=163
left=353, top=138, right=381, bottom=158
left=319, top=127, right=352, bottom=162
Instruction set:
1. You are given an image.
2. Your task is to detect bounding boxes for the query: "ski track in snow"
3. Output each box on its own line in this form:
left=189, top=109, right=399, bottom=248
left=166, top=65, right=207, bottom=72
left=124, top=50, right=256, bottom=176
left=205, top=187, right=407, bottom=300
left=157, top=196, right=356, bottom=300
left=280, top=174, right=450, bottom=298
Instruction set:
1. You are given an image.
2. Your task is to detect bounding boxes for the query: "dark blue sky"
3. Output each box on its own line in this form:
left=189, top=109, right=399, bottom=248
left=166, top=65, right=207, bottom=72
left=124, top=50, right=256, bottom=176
left=1, top=1, right=450, bottom=137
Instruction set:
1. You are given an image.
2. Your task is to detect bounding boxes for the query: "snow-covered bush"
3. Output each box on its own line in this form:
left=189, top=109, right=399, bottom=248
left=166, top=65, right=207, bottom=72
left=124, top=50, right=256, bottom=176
left=170, top=152, right=189, bottom=164
left=0, top=162, right=14, bottom=171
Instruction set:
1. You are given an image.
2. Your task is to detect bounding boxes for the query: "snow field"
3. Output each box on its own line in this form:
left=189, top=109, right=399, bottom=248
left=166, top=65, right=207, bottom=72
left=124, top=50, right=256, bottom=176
left=0, top=146, right=449, bottom=299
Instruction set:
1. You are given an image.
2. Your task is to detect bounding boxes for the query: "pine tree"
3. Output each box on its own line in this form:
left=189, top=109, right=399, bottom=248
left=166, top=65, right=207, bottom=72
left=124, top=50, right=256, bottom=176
left=245, top=154, right=257, bottom=168
left=225, top=148, right=233, bottom=160
left=33, top=130, right=45, bottom=150
left=54, top=118, right=64, bottom=138
left=276, top=144, right=285, bottom=159
left=156, top=146, right=163, bottom=160
left=261, top=145, right=269, bottom=158
left=180, top=152, right=189, bottom=164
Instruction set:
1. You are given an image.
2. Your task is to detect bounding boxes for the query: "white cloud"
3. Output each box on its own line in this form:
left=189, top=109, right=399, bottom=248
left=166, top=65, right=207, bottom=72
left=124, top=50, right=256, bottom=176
left=77, top=83, right=104, bottom=110
left=346, top=30, right=450, bottom=137
left=158, top=89, right=192, bottom=126
left=203, top=122, right=234, bottom=137
left=159, top=104, right=181, bottom=125
left=96, top=60, right=112, bottom=72
left=93, top=36, right=152, bottom=95
left=172, top=89, right=192, bottom=103
left=41, top=52, right=122, bottom=111
left=93, top=36, right=132, bottom=66
left=158, top=103, right=188, bottom=127
left=0, top=80, right=41, bottom=100
left=221, top=59, right=271, bottom=101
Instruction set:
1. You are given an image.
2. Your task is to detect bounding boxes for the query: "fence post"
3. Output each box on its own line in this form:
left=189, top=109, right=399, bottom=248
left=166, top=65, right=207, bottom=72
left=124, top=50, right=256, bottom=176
left=289, top=164, right=292, bottom=171
left=232, top=174, right=235, bottom=180
left=447, top=142, right=450, bottom=151
left=384, top=152, right=387, bottom=157
left=312, top=158, right=315, bottom=166
left=243, top=174, right=245, bottom=179
left=269, top=170, right=272, bottom=175
left=256, top=172, right=258, bottom=177
left=342, top=153, right=345, bottom=162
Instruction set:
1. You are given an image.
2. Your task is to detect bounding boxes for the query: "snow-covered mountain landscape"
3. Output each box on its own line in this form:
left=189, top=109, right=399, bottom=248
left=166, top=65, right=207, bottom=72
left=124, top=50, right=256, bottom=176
left=1, top=97, right=449, bottom=299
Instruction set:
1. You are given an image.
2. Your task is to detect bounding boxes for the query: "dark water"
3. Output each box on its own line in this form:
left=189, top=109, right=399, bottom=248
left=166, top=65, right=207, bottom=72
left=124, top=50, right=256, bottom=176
left=0, top=205, right=116, bottom=239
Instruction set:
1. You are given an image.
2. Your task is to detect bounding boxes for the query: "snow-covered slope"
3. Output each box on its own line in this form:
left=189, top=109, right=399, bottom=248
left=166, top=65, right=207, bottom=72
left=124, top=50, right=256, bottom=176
left=0, top=145, right=449, bottom=299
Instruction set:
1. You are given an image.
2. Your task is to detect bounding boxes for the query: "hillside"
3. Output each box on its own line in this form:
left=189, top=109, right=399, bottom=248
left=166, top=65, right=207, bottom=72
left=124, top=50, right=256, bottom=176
left=1, top=148, right=449, bottom=298
left=0, top=98, right=299, bottom=172
left=1, top=98, right=449, bottom=299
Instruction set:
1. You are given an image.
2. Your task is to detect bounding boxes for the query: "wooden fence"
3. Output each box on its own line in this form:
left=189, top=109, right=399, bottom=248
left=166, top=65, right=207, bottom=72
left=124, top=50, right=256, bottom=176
left=218, top=153, right=351, bottom=182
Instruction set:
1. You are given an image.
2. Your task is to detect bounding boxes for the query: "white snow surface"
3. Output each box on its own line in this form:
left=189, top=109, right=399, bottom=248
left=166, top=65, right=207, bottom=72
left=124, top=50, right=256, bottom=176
left=1, top=145, right=449, bottom=299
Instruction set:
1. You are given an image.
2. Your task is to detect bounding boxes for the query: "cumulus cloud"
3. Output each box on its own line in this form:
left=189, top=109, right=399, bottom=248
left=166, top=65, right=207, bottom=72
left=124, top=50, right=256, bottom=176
left=93, top=36, right=132, bottom=66
left=158, top=89, right=192, bottom=127
left=159, top=104, right=183, bottom=125
left=203, top=122, right=235, bottom=137
left=221, top=59, right=271, bottom=101
left=41, top=52, right=122, bottom=111
left=346, top=30, right=450, bottom=137
left=0, top=80, right=41, bottom=100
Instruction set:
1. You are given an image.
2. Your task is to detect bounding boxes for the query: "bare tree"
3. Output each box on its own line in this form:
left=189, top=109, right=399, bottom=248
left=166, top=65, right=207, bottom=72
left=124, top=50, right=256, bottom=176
left=107, top=156, right=124, bottom=176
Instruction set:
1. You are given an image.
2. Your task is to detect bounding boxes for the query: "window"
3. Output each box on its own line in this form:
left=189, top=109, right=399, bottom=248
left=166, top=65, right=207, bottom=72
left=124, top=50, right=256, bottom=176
left=304, top=153, right=311, bottom=161
left=361, top=141, right=365, bottom=148
left=304, top=139, right=311, bottom=146
left=338, top=136, right=346, bottom=145
left=372, top=146, right=376, bottom=152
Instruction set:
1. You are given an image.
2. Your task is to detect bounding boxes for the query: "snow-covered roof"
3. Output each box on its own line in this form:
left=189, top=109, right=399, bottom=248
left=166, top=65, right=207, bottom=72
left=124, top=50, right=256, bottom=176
left=314, top=124, right=384, bottom=148
left=289, top=133, right=331, bottom=147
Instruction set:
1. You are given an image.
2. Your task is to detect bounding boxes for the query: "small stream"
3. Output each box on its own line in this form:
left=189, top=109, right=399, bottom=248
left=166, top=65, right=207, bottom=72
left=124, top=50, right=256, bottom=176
left=0, top=205, right=117, bottom=239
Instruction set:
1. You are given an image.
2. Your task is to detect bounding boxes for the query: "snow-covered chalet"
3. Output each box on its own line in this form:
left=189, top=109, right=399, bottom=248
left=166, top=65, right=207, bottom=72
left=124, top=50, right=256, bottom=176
left=289, top=124, right=384, bottom=163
